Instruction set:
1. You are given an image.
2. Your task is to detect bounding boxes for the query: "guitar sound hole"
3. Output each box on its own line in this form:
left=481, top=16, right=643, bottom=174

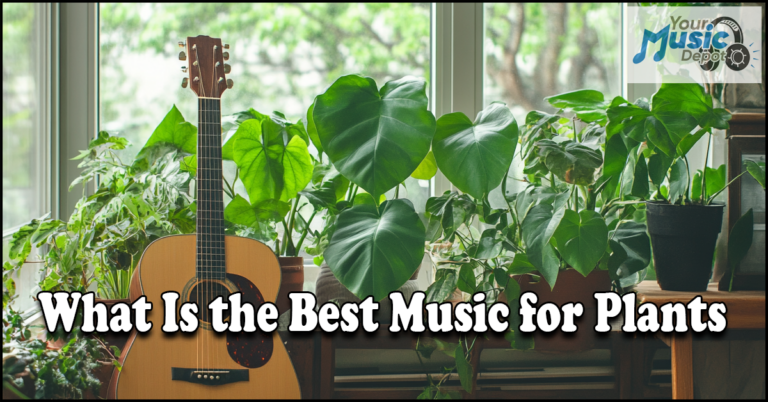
left=188, top=280, right=231, bottom=325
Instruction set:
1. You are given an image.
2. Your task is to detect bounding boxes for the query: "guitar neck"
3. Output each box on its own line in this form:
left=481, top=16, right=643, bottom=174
left=196, top=97, right=225, bottom=280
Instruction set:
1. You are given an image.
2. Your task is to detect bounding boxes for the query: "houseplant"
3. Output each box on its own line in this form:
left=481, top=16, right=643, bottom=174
left=3, top=107, right=198, bottom=398
left=300, top=74, right=432, bottom=307
left=3, top=292, right=115, bottom=399
left=424, top=92, right=651, bottom=351
left=605, top=81, right=764, bottom=291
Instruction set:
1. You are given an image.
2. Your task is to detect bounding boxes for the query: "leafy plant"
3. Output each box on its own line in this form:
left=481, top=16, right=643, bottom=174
left=415, top=335, right=479, bottom=399
left=3, top=298, right=115, bottom=399
left=3, top=108, right=197, bottom=302
left=302, top=74, right=433, bottom=300
left=602, top=81, right=766, bottom=207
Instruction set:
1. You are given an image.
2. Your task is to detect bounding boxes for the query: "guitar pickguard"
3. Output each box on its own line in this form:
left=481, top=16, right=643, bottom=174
left=225, top=273, right=273, bottom=368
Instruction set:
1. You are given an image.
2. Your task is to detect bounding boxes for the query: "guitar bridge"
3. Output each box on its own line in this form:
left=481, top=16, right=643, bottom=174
left=171, top=368, right=249, bottom=386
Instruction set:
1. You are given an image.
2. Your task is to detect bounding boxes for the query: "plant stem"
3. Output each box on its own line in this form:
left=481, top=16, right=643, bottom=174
left=455, top=231, right=470, bottom=251
left=282, top=197, right=301, bottom=256
left=394, top=183, right=400, bottom=199
left=550, top=172, right=556, bottom=188
left=707, top=170, right=747, bottom=205
left=572, top=117, right=579, bottom=142
left=346, top=183, right=354, bottom=201
left=683, top=156, right=691, bottom=205
left=350, top=185, right=359, bottom=202
left=294, top=209, right=317, bottom=254
left=501, top=166, right=514, bottom=213
left=578, top=185, right=589, bottom=211
left=701, top=133, right=711, bottom=202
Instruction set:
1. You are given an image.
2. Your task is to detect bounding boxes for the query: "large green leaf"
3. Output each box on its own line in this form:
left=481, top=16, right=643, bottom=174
left=620, top=145, right=649, bottom=198
left=704, top=165, right=726, bottom=199
left=30, top=220, right=66, bottom=246
left=411, top=150, right=437, bottom=180
left=475, top=229, right=502, bottom=259
left=667, top=158, right=688, bottom=203
left=651, top=82, right=731, bottom=130
left=648, top=152, right=674, bottom=188
left=8, top=219, right=41, bottom=263
left=521, top=203, right=565, bottom=288
left=544, top=89, right=610, bottom=124
left=457, top=263, right=477, bottom=293
left=744, top=160, right=766, bottom=190
left=324, top=199, right=426, bottom=300
left=508, top=253, right=536, bottom=275
left=313, top=75, right=435, bottom=198
left=234, top=118, right=313, bottom=203
left=553, top=210, right=608, bottom=276
left=433, top=103, right=518, bottom=198
left=426, top=269, right=458, bottom=303
left=135, top=105, right=197, bottom=162
left=536, top=140, right=602, bottom=185
left=304, top=103, right=323, bottom=155
left=222, top=108, right=268, bottom=160
left=224, top=195, right=291, bottom=227
left=608, top=221, right=651, bottom=279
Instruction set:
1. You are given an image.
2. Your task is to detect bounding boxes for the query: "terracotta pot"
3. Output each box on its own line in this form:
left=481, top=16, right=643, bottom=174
left=277, top=257, right=304, bottom=314
left=511, top=269, right=611, bottom=352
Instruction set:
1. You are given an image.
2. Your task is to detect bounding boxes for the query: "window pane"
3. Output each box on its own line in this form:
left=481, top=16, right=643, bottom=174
left=99, top=3, right=431, bottom=161
left=484, top=3, right=621, bottom=122
left=3, top=3, right=49, bottom=230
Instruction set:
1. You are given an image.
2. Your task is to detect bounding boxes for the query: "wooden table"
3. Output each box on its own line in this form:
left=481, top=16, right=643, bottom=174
left=636, top=281, right=766, bottom=399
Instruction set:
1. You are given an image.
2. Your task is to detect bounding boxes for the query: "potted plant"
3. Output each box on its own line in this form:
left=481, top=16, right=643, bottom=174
left=605, top=82, right=764, bottom=291
left=217, top=108, right=313, bottom=313
left=265, top=74, right=431, bottom=312
left=422, top=91, right=653, bottom=351
left=3, top=292, right=115, bottom=399
left=3, top=107, right=199, bottom=398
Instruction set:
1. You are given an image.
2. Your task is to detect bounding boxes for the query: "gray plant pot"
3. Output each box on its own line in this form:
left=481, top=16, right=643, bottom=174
left=315, top=263, right=420, bottom=324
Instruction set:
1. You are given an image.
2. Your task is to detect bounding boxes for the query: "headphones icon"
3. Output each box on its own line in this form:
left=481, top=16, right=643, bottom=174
left=700, top=16, right=748, bottom=72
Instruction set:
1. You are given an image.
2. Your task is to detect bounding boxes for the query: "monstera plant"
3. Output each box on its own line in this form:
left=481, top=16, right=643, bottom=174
left=306, top=74, right=434, bottom=301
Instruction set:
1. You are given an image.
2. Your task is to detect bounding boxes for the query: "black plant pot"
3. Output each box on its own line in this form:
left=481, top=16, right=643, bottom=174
left=646, top=202, right=725, bottom=291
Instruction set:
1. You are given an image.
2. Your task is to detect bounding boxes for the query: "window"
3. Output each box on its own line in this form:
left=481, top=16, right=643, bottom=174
left=484, top=3, right=621, bottom=122
left=3, top=3, right=52, bottom=234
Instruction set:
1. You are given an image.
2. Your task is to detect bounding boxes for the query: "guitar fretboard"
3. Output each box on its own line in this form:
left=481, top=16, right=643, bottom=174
left=196, top=97, right=225, bottom=279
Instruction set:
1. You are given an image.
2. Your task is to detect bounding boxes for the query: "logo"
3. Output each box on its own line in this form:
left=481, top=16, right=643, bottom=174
left=627, top=6, right=761, bottom=84
left=633, top=16, right=752, bottom=72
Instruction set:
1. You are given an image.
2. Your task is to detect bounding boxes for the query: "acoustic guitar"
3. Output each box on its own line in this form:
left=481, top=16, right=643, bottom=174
left=110, top=35, right=301, bottom=399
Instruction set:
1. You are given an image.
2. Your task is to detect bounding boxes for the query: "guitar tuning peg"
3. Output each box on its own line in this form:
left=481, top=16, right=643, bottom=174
left=222, top=52, right=229, bottom=61
left=181, top=77, right=188, bottom=88
left=181, top=66, right=187, bottom=73
left=179, top=51, right=187, bottom=61
left=223, top=43, right=230, bottom=49
left=178, top=41, right=186, bottom=48
left=226, top=79, right=233, bottom=89
left=223, top=64, right=231, bottom=74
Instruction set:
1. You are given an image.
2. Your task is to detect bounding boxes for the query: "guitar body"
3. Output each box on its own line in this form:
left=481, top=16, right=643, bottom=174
left=111, top=235, right=301, bottom=399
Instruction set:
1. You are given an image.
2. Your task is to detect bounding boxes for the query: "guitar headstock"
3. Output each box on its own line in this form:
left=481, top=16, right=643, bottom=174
left=179, top=35, right=232, bottom=98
